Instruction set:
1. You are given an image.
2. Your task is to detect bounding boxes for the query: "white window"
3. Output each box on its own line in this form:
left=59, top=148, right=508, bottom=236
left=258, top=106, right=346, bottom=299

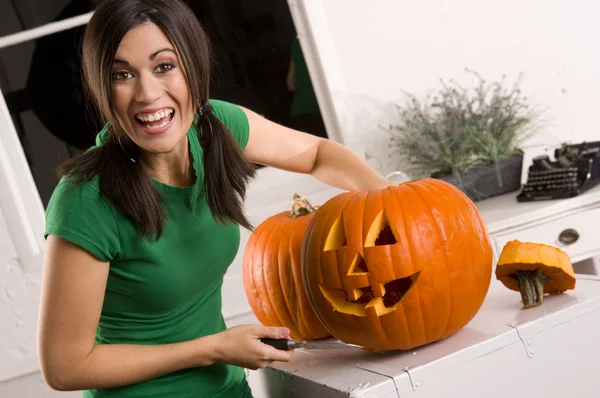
left=0, top=6, right=93, bottom=272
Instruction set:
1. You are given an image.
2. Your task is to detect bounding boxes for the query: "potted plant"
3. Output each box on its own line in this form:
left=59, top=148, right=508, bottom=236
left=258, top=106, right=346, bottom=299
left=384, top=69, right=539, bottom=202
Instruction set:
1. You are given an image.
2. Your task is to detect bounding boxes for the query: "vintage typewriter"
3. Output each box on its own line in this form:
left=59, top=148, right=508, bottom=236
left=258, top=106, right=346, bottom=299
left=517, top=141, right=600, bottom=202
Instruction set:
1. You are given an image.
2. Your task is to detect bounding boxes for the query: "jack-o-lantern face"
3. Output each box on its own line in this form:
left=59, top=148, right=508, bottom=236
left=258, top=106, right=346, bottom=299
left=301, top=179, right=493, bottom=351
left=318, top=210, right=421, bottom=317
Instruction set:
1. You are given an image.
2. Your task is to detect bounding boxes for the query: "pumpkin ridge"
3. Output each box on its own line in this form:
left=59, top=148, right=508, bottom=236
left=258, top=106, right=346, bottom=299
left=285, top=213, right=328, bottom=339
left=365, top=190, right=396, bottom=347
left=335, top=192, right=366, bottom=342
left=368, top=189, right=399, bottom=346
left=342, top=192, right=367, bottom=342
left=286, top=232, right=306, bottom=337
left=462, top=200, right=492, bottom=329
left=276, top=221, right=303, bottom=338
left=289, top=218, right=324, bottom=338
left=407, top=181, right=453, bottom=339
left=260, top=220, right=290, bottom=332
left=390, top=185, right=425, bottom=347
left=347, top=192, right=369, bottom=336
left=303, top=192, right=355, bottom=336
left=428, top=181, right=478, bottom=331
left=243, top=235, right=267, bottom=325
left=467, top=192, right=493, bottom=323
left=300, top=202, right=322, bottom=330
left=369, top=189, right=393, bottom=349
left=376, top=188, right=407, bottom=348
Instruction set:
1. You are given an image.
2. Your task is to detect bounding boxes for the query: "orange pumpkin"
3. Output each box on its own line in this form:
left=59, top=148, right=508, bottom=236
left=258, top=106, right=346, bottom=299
left=495, top=240, right=576, bottom=309
left=242, top=194, right=331, bottom=340
left=301, top=179, right=493, bottom=351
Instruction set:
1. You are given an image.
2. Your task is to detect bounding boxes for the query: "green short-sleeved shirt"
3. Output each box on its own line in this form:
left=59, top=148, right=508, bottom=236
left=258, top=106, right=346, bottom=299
left=44, top=100, right=253, bottom=398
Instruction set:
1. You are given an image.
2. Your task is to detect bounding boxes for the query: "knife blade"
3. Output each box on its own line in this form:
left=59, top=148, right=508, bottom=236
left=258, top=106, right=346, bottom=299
left=260, top=338, right=363, bottom=350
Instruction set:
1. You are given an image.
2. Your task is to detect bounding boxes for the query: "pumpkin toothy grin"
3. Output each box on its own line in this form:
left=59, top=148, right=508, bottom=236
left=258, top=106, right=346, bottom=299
left=135, top=108, right=175, bottom=129
left=319, top=264, right=421, bottom=317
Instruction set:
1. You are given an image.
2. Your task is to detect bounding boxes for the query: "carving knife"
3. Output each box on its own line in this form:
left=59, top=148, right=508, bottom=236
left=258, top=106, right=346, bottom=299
left=260, top=338, right=363, bottom=350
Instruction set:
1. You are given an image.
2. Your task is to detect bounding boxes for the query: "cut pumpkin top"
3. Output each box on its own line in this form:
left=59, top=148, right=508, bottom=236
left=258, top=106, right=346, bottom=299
left=495, top=240, right=576, bottom=294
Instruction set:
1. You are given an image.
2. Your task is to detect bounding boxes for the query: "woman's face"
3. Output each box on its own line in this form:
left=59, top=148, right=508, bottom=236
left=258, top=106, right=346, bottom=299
left=111, top=23, right=194, bottom=155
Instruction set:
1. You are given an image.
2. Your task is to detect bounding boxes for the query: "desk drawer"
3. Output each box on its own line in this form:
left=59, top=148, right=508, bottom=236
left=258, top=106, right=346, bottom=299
left=493, top=207, right=600, bottom=262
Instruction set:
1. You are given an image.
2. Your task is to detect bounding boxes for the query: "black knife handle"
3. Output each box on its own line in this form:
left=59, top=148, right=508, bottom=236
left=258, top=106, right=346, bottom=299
left=260, top=338, right=291, bottom=350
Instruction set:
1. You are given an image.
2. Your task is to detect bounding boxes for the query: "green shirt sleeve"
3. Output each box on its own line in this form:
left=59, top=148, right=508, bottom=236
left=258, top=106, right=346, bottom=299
left=44, top=179, right=122, bottom=262
left=209, top=99, right=250, bottom=150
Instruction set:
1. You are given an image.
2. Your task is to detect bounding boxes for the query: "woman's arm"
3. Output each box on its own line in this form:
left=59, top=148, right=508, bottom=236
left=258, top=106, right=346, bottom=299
left=38, top=235, right=292, bottom=391
left=242, top=107, right=395, bottom=191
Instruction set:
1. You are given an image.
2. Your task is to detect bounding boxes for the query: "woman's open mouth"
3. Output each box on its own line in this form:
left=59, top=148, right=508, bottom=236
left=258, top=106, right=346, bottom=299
left=134, top=108, right=175, bottom=134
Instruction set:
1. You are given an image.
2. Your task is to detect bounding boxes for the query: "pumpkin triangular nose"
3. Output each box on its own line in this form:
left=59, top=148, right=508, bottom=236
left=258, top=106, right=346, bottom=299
left=348, top=253, right=369, bottom=275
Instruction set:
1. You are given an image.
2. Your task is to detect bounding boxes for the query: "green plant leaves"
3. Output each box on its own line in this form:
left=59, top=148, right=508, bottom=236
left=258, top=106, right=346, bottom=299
left=384, top=69, right=538, bottom=177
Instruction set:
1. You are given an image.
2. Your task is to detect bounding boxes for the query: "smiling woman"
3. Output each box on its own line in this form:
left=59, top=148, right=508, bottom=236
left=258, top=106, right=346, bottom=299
left=38, top=1, right=284, bottom=397
left=36, top=0, right=395, bottom=397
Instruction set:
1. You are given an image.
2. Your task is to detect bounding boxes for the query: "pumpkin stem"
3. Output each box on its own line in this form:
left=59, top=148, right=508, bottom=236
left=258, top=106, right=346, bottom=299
left=512, top=270, right=550, bottom=309
left=289, top=193, right=317, bottom=218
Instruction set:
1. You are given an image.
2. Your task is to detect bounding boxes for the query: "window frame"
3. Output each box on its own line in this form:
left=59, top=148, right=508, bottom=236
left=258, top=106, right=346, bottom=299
left=0, top=12, right=93, bottom=272
left=0, top=92, right=45, bottom=272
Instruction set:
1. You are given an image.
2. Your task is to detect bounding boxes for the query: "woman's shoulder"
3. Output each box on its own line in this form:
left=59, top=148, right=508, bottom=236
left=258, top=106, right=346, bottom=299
left=49, top=174, right=105, bottom=208
left=45, top=175, right=122, bottom=262
left=208, top=99, right=250, bottom=150
left=209, top=99, right=249, bottom=129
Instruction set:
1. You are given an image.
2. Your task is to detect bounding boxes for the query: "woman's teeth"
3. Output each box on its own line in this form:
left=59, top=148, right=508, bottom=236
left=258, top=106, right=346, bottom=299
left=137, top=108, right=174, bottom=122
left=135, top=108, right=174, bottom=129
left=146, top=118, right=170, bottom=129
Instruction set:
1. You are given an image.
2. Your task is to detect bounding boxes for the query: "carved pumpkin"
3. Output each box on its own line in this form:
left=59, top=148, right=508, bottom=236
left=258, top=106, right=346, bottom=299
left=243, top=194, right=331, bottom=340
left=301, top=179, right=493, bottom=351
left=495, top=240, right=576, bottom=309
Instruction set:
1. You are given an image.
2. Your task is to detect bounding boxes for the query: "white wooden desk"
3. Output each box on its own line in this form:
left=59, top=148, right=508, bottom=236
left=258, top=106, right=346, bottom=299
left=257, top=274, right=600, bottom=398
left=476, top=184, right=600, bottom=267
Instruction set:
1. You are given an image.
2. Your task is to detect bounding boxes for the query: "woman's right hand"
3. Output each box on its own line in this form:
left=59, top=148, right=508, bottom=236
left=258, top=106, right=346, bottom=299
left=210, top=325, right=295, bottom=370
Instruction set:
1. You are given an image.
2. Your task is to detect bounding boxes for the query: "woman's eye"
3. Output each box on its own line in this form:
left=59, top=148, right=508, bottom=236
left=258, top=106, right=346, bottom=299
left=112, top=71, right=132, bottom=81
left=155, top=63, right=175, bottom=73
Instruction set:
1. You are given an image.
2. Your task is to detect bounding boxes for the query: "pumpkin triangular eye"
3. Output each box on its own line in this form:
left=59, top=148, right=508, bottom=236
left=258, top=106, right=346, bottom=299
left=348, top=253, right=369, bottom=275
left=324, top=215, right=347, bottom=251
left=365, top=210, right=398, bottom=247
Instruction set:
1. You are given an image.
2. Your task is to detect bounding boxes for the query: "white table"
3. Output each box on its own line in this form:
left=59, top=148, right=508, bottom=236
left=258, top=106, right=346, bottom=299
left=258, top=274, right=600, bottom=397
left=476, top=184, right=600, bottom=267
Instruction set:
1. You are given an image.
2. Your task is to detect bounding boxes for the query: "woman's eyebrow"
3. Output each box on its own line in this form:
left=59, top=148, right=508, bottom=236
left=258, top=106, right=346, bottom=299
left=149, top=48, right=175, bottom=59
left=112, top=48, right=176, bottom=65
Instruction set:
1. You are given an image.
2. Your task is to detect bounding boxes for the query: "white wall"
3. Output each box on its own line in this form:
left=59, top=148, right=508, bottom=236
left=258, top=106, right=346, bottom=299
left=0, top=208, right=39, bottom=379
left=0, top=209, right=80, bottom=397
left=304, top=0, right=600, bottom=175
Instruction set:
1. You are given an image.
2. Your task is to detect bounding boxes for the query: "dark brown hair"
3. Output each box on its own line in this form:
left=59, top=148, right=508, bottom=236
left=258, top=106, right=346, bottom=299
left=59, top=0, right=256, bottom=238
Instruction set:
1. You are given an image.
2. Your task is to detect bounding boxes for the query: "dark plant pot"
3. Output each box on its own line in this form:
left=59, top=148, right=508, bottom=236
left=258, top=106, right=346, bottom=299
left=433, top=154, right=524, bottom=202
